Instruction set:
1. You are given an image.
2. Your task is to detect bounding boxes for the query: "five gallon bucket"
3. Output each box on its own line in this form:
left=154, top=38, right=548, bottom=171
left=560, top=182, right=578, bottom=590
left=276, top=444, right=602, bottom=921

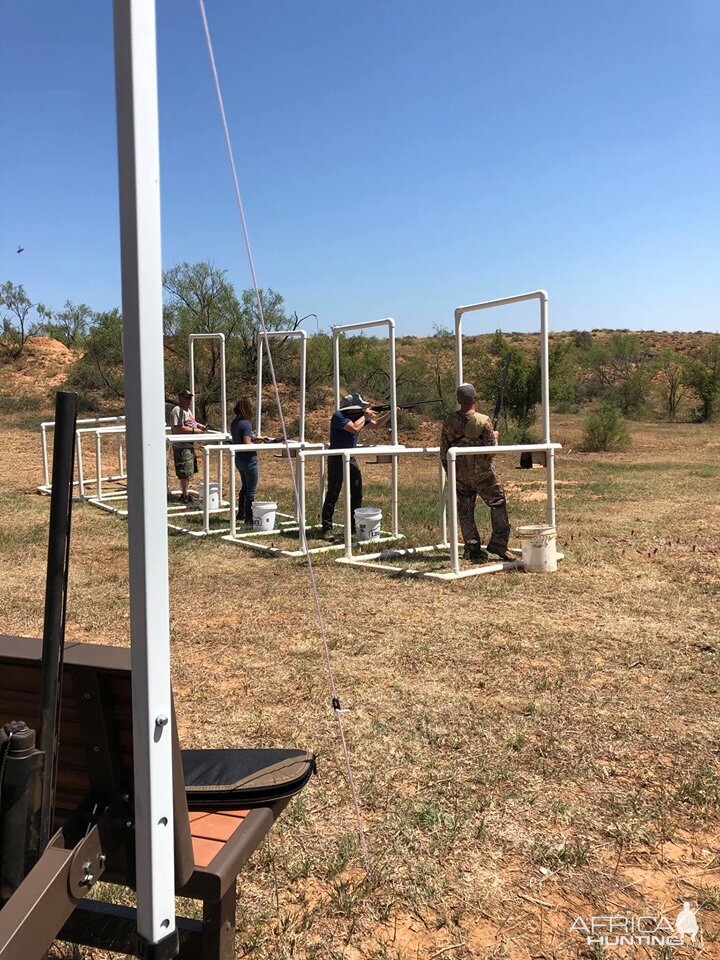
left=252, top=501, right=277, bottom=532
left=198, top=482, right=221, bottom=511
left=354, top=507, right=382, bottom=541
left=517, top=525, right=557, bottom=573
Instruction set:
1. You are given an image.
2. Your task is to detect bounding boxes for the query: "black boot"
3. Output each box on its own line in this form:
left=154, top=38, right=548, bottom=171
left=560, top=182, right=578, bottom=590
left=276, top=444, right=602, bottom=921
left=463, top=541, right=489, bottom=562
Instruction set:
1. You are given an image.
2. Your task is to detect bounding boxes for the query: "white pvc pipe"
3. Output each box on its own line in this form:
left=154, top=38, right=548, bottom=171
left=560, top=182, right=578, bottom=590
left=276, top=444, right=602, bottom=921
left=41, top=424, right=50, bottom=487
left=189, top=332, right=227, bottom=434
left=95, top=431, right=103, bottom=500
left=255, top=329, right=307, bottom=443
left=203, top=446, right=211, bottom=534
left=448, top=454, right=460, bottom=575
left=438, top=456, right=447, bottom=546
left=343, top=452, right=352, bottom=559
left=331, top=317, right=398, bottom=446
left=113, top=0, right=175, bottom=947
left=454, top=290, right=549, bottom=390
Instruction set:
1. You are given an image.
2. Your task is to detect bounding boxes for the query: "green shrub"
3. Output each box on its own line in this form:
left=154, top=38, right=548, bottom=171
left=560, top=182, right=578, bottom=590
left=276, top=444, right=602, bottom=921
left=581, top=403, right=631, bottom=452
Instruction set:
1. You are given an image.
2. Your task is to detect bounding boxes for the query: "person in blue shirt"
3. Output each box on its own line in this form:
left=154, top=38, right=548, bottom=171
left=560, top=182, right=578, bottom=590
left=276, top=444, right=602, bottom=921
left=321, top=393, right=391, bottom=541
left=230, top=397, right=263, bottom=524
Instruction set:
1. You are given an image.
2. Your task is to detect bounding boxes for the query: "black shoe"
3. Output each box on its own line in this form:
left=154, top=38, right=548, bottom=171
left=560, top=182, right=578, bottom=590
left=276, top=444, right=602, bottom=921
left=321, top=528, right=336, bottom=543
left=463, top=541, right=489, bottom=562
left=486, top=542, right=516, bottom=562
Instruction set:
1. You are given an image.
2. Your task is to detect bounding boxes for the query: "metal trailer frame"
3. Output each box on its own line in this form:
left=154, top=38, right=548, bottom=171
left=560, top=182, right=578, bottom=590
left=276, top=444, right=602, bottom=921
left=113, top=0, right=177, bottom=950
left=189, top=332, right=228, bottom=435
left=332, top=317, right=401, bottom=537
left=255, top=329, right=307, bottom=444
left=38, top=416, right=127, bottom=497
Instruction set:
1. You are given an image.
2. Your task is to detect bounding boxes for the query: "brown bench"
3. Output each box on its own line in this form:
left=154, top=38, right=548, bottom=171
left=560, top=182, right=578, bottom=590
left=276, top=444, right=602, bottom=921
left=0, top=633, right=312, bottom=960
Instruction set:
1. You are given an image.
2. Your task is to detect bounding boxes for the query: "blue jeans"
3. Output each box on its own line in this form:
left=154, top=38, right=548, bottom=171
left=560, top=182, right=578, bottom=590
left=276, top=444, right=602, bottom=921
left=235, top=457, right=259, bottom=523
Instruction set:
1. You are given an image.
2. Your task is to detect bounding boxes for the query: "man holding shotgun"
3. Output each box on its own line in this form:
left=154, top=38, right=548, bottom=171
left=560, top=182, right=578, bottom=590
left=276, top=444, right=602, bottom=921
left=439, top=376, right=514, bottom=563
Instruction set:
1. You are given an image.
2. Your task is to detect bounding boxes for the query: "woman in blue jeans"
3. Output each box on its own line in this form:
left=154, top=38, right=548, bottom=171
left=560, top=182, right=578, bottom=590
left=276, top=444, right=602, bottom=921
left=230, top=398, right=260, bottom=524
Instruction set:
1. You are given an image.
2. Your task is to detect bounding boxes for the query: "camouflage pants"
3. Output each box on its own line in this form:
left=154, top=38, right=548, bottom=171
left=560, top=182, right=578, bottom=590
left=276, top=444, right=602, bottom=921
left=455, top=469, right=510, bottom=550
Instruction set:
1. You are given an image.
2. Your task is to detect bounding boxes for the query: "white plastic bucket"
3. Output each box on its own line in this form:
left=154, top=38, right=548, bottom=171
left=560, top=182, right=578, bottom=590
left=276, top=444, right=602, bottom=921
left=517, top=524, right=557, bottom=573
left=252, top=501, right=277, bottom=531
left=198, top=482, right=221, bottom=511
left=354, top=507, right=382, bottom=541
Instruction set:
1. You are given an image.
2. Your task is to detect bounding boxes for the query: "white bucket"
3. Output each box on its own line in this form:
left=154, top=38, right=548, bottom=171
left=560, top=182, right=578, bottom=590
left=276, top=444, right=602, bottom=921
left=517, top=525, right=557, bottom=573
left=354, top=507, right=382, bottom=541
left=198, top=482, right=221, bottom=511
left=252, top=501, right=277, bottom=531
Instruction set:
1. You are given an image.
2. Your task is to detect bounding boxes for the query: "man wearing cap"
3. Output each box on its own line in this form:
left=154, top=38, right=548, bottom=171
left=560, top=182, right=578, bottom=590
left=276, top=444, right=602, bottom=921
left=440, top=383, right=513, bottom=563
left=170, top=389, right=206, bottom=504
left=321, top=394, right=391, bottom=541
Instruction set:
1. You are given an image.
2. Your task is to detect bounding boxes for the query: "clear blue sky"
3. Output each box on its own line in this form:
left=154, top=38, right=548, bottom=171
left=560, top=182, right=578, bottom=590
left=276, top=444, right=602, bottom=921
left=2, top=0, right=719, bottom=334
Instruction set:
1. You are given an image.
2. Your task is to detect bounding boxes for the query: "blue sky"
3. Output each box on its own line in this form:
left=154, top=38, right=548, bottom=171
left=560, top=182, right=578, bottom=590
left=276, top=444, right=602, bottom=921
left=1, top=0, right=719, bottom=334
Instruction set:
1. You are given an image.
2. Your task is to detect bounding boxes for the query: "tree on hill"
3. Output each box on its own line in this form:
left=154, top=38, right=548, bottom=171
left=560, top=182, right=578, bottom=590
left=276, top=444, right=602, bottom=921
left=0, top=281, right=50, bottom=358
left=683, top=341, right=720, bottom=422
left=652, top=348, right=688, bottom=421
left=40, top=300, right=94, bottom=347
left=162, top=261, right=300, bottom=423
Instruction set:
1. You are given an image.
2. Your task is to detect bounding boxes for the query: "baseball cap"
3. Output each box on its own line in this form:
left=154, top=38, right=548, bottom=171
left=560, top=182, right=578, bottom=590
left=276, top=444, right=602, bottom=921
left=339, top=393, right=370, bottom=411
left=456, top=383, right=477, bottom=404
left=178, top=388, right=193, bottom=399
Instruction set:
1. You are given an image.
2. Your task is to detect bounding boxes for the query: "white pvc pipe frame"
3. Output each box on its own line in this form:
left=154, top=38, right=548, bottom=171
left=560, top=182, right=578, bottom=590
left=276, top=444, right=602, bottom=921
left=332, top=318, right=400, bottom=536
left=113, top=0, right=175, bottom=945
left=198, top=439, right=325, bottom=538
left=454, top=290, right=556, bottom=530
left=255, top=329, right=307, bottom=443
left=39, top=415, right=126, bottom=494
left=189, top=332, right=228, bottom=435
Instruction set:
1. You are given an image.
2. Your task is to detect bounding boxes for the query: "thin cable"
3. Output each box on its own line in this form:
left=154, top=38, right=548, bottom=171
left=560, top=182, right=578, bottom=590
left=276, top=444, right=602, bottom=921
left=197, top=0, right=371, bottom=875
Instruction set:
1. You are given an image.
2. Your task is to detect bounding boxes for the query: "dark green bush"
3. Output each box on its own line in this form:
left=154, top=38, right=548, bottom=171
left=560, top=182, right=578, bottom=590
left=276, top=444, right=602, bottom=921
left=581, top=402, right=631, bottom=452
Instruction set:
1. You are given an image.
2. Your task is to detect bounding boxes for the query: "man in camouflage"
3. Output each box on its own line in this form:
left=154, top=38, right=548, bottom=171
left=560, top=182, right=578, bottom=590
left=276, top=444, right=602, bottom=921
left=440, top=383, right=514, bottom=563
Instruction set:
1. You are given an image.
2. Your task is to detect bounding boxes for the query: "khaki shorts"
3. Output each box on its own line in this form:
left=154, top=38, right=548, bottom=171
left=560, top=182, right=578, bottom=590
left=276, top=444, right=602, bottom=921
left=173, top=446, right=197, bottom=480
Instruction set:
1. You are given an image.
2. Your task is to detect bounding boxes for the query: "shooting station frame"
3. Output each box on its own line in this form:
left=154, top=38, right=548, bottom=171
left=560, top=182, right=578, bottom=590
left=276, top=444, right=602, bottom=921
left=336, top=291, right=563, bottom=580
left=38, top=416, right=127, bottom=498
left=256, top=329, right=307, bottom=444
left=189, top=332, right=228, bottom=435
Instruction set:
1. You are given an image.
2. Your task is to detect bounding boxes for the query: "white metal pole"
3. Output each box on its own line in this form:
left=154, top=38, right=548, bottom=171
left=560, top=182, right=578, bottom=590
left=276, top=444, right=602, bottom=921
left=448, top=452, right=460, bottom=575
left=113, top=0, right=177, bottom=952
left=343, top=452, right=352, bottom=559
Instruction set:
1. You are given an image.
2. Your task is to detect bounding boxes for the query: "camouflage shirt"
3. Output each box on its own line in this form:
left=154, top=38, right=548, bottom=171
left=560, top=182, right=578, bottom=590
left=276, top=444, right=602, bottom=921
left=439, top=410, right=496, bottom=485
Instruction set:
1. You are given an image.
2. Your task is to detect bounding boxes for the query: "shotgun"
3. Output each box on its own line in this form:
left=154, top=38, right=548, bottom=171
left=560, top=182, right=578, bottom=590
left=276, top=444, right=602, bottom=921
left=371, top=399, right=441, bottom=413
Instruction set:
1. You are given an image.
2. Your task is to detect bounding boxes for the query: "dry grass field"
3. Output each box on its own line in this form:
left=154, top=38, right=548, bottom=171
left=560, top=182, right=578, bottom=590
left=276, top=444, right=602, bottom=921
left=2, top=407, right=719, bottom=959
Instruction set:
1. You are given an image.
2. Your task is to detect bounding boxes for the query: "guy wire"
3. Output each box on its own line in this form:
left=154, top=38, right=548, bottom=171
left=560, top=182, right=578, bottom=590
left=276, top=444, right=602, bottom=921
left=197, top=0, right=371, bottom=876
